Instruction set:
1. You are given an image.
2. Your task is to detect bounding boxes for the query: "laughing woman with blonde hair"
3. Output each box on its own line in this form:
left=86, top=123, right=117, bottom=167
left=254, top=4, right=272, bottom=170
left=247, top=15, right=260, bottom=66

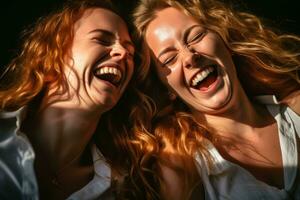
left=133, top=0, right=300, bottom=199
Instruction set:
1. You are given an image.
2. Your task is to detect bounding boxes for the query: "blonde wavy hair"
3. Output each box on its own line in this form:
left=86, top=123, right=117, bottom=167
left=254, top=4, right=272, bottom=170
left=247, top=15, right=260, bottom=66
left=0, top=0, right=155, bottom=198
left=132, top=0, right=300, bottom=198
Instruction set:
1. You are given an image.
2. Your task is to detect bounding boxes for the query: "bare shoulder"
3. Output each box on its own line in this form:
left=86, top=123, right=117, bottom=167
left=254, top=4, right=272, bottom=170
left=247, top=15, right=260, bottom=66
left=158, top=140, right=205, bottom=200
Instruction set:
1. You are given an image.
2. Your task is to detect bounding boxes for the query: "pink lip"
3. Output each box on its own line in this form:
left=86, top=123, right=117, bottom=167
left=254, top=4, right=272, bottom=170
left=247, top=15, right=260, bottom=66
left=98, top=79, right=118, bottom=88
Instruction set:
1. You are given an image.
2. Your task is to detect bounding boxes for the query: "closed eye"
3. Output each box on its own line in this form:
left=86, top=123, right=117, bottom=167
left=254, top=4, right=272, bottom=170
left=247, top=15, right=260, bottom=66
left=126, top=50, right=135, bottom=59
left=124, top=45, right=135, bottom=58
left=187, top=31, right=206, bottom=44
left=162, top=55, right=177, bottom=66
left=92, top=37, right=112, bottom=46
left=89, top=29, right=114, bottom=46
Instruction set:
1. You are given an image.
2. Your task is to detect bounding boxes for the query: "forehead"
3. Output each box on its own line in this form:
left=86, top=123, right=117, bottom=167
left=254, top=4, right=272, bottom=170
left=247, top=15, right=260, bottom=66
left=74, top=8, right=129, bottom=38
left=145, top=7, right=200, bottom=55
left=146, top=7, right=198, bottom=40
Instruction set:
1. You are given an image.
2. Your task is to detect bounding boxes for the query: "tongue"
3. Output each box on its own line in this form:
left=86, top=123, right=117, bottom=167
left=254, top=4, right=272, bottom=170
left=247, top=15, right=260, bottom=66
left=96, top=74, right=119, bottom=86
left=196, top=72, right=217, bottom=91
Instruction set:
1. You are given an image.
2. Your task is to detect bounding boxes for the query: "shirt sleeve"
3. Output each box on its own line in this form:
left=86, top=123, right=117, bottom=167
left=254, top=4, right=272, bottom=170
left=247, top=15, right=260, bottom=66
left=0, top=108, right=38, bottom=199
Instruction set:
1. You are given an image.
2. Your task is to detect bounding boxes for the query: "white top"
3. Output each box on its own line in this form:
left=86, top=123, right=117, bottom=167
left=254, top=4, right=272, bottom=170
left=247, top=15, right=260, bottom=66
left=67, top=145, right=114, bottom=200
left=0, top=108, right=38, bottom=199
left=195, top=96, right=300, bottom=200
left=1, top=107, right=115, bottom=200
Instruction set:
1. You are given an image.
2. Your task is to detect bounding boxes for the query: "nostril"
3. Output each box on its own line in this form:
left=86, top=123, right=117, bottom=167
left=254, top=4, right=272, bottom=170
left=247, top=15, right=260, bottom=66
left=185, top=63, right=192, bottom=69
left=184, top=53, right=199, bottom=69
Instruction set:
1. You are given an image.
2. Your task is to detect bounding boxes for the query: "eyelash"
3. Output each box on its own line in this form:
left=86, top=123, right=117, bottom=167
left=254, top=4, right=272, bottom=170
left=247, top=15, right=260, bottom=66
left=127, top=50, right=134, bottom=59
left=93, top=38, right=111, bottom=46
left=187, top=31, right=206, bottom=44
left=163, top=55, right=177, bottom=66
left=161, top=31, right=206, bottom=67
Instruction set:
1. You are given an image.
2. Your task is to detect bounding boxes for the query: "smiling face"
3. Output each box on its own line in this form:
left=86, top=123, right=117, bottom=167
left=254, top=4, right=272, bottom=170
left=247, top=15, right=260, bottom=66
left=64, top=8, right=134, bottom=112
left=145, top=7, right=241, bottom=115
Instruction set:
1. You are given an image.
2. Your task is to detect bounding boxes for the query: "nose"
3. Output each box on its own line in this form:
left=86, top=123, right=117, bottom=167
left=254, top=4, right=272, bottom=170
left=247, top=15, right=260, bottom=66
left=110, top=42, right=128, bottom=60
left=182, top=47, right=200, bottom=69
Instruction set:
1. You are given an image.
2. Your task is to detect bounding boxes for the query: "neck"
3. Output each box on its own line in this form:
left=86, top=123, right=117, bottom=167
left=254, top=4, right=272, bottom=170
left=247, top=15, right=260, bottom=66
left=26, top=92, right=105, bottom=173
left=194, top=88, right=272, bottom=139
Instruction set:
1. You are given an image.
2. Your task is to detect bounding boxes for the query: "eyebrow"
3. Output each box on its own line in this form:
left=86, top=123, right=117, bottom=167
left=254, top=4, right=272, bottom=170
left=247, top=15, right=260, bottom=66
left=88, top=28, right=134, bottom=50
left=157, top=46, right=176, bottom=59
left=88, top=28, right=114, bottom=37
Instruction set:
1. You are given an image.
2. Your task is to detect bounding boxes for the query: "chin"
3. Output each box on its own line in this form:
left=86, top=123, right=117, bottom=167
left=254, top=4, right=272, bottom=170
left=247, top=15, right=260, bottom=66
left=97, top=98, right=117, bottom=111
left=203, top=92, right=233, bottom=115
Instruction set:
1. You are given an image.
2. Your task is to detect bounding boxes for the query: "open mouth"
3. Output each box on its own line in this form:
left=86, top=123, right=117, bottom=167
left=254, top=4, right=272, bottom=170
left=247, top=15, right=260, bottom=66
left=93, top=66, right=122, bottom=87
left=190, top=64, right=218, bottom=91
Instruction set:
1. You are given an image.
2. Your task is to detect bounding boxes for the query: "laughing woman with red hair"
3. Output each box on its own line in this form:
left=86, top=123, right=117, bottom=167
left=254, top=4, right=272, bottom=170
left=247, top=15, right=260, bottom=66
left=0, top=0, right=151, bottom=199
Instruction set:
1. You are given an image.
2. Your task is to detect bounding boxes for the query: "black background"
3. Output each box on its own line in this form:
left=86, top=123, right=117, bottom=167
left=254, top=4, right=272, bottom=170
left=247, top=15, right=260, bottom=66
left=1, top=0, right=299, bottom=69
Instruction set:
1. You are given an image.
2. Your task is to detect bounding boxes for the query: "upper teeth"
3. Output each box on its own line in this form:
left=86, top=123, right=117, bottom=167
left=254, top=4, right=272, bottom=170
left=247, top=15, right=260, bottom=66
left=191, top=66, right=214, bottom=86
left=95, top=66, right=122, bottom=79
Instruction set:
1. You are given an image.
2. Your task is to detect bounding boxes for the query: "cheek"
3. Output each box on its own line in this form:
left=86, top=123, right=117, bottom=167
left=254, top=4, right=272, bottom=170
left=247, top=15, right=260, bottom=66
left=127, top=59, right=135, bottom=70
left=62, top=66, right=80, bottom=89
left=72, top=42, right=106, bottom=63
left=210, top=35, right=232, bottom=59
left=127, top=67, right=134, bottom=82
left=161, top=66, right=183, bottom=89
left=200, top=36, right=221, bottom=55
left=70, top=44, right=89, bottom=71
left=215, top=44, right=231, bottom=61
left=203, top=35, right=235, bottom=70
